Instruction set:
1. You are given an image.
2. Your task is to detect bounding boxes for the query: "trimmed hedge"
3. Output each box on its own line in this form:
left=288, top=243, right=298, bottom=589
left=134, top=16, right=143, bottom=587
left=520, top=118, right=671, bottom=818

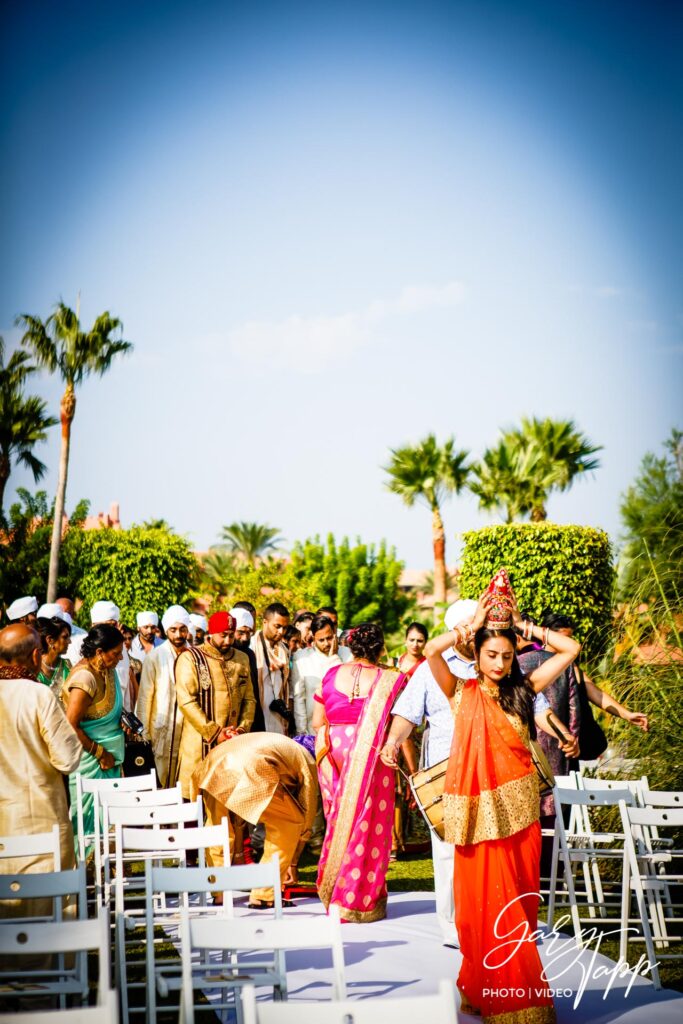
left=459, top=523, right=614, bottom=659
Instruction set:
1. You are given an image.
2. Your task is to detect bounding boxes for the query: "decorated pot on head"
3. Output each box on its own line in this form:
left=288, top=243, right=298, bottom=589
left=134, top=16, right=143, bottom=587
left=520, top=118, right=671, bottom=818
left=484, top=568, right=514, bottom=630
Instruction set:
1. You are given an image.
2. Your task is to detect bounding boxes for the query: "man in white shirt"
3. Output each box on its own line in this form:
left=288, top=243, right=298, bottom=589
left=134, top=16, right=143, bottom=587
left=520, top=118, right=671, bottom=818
left=130, top=611, right=162, bottom=663
left=135, top=605, right=191, bottom=786
left=291, top=614, right=352, bottom=734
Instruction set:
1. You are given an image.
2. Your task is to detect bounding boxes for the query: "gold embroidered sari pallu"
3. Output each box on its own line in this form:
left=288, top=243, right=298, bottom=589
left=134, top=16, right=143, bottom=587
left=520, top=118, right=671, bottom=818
left=444, top=678, right=556, bottom=1024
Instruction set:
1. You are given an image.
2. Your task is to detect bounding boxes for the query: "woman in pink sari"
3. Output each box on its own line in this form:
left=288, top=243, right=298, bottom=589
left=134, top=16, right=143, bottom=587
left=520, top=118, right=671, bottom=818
left=313, top=623, right=407, bottom=922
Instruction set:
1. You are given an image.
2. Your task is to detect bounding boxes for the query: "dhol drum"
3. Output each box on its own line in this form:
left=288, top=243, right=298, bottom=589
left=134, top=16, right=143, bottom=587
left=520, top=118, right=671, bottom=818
left=530, top=739, right=555, bottom=795
left=409, top=758, right=449, bottom=841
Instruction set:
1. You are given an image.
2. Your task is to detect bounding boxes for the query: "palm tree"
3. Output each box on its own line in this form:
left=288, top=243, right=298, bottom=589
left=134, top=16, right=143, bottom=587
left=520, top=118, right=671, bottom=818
left=384, top=434, right=470, bottom=609
left=0, top=338, right=58, bottom=518
left=220, top=521, right=284, bottom=563
left=472, top=418, right=602, bottom=523
left=17, top=302, right=132, bottom=600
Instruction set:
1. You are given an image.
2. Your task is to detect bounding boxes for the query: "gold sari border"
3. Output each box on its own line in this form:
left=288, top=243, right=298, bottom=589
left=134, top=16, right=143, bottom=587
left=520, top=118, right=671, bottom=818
left=444, top=771, right=539, bottom=845
left=318, top=668, right=400, bottom=908
left=338, top=897, right=387, bottom=923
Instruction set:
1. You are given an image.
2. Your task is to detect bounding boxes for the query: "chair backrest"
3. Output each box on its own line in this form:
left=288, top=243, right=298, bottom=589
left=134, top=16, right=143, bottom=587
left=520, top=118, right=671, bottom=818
left=0, top=906, right=110, bottom=995
left=184, top=903, right=346, bottom=999
left=553, top=786, right=636, bottom=808
left=107, top=799, right=202, bottom=828
left=621, top=805, right=683, bottom=830
left=0, top=825, right=61, bottom=870
left=641, top=788, right=683, bottom=809
left=116, top=818, right=229, bottom=856
left=0, top=864, right=87, bottom=921
left=77, top=769, right=157, bottom=795
left=241, top=979, right=457, bottom=1024
left=147, top=857, right=282, bottom=916
left=74, top=768, right=157, bottom=865
left=0, top=987, right=118, bottom=1023
left=99, top=782, right=181, bottom=808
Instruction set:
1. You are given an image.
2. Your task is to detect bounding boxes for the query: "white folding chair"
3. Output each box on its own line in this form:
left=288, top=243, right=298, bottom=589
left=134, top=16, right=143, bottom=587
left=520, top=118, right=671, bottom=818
left=179, top=904, right=346, bottom=1024
left=99, top=785, right=185, bottom=904
left=619, top=800, right=683, bottom=986
left=0, top=987, right=118, bottom=1023
left=146, top=859, right=283, bottom=1021
left=74, top=769, right=157, bottom=903
left=240, top=979, right=457, bottom=1024
left=0, top=826, right=62, bottom=872
left=0, top=906, right=110, bottom=1008
left=547, top=785, right=636, bottom=944
left=0, top=865, right=89, bottom=1010
left=114, top=818, right=229, bottom=1024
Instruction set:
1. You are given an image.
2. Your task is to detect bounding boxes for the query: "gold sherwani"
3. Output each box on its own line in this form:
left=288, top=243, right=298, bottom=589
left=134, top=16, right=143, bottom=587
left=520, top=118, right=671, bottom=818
left=173, top=643, right=255, bottom=798
left=0, top=678, right=82, bottom=881
left=135, top=640, right=186, bottom=786
left=191, top=732, right=318, bottom=899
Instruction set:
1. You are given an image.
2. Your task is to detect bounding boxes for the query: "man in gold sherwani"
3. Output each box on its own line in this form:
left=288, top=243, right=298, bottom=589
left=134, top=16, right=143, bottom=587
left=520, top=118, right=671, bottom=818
left=191, top=732, right=318, bottom=907
left=0, top=624, right=82, bottom=891
left=173, top=611, right=255, bottom=799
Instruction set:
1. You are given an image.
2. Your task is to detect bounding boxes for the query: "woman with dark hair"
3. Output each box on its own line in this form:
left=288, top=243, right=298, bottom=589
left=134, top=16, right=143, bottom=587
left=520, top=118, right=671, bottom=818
left=424, top=571, right=580, bottom=1024
left=312, top=622, right=408, bottom=922
left=396, top=621, right=428, bottom=674
left=36, top=615, right=72, bottom=696
left=62, top=623, right=126, bottom=848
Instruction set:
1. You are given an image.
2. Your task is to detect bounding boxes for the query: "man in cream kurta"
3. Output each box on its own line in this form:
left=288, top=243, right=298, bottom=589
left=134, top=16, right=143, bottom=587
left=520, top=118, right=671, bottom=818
left=135, top=605, right=190, bottom=786
left=191, top=732, right=318, bottom=904
left=291, top=613, right=353, bottom=733
left=173, top=611, right=255, bottom=799
left=0, top=624, right=82, bottom=887
left=250, top=602, right=292, bottom=734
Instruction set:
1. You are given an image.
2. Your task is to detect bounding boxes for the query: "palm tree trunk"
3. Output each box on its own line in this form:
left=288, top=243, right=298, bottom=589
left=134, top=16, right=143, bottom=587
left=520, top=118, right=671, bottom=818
left=530, top=504, right=547, bottom=522
left=0, top=452, right=9, bottom=520
left=432, top=504, right=447, bottom=613
left=47, top=384, right=75, bottom=602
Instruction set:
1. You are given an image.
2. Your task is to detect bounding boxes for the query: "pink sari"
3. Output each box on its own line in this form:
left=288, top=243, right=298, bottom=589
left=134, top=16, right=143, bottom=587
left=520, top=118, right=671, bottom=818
left=316, top=663, right=407, bottom=922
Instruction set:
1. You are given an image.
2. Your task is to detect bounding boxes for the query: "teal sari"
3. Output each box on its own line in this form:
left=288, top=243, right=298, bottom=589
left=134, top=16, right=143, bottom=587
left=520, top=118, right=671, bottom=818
left=68, top=667, right=125, bottom=853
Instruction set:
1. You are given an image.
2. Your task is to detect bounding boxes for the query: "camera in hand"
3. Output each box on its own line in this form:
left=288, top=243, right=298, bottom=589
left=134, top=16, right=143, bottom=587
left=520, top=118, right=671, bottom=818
left=269, top=698, right=295, bottom=728
left=120, top=709, right=144, bottom=735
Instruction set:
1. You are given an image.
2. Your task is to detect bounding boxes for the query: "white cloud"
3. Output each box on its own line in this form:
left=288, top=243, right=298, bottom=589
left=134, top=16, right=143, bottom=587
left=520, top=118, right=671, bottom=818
left=227, top=280, right=465, bottom=371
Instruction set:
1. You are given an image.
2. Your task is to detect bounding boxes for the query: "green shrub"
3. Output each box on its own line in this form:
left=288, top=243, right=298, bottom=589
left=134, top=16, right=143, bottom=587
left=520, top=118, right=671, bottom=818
left=459, top=523, right=615, bottom=659
left=75, top=526, right=198, bottom=626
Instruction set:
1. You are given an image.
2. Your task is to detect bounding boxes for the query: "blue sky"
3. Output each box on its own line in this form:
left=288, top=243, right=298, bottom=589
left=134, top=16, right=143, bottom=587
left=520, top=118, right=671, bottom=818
left=1, top=0, right=681, bottom=568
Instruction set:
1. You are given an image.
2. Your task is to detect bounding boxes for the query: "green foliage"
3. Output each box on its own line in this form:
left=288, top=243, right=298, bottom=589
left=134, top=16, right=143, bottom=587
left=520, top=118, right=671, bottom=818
left=471, top=417, right=602, bottom=522
left=17, top=303, right=132, bottom=387
left=288, top=535, right=408, bottom=631
left=220, top=521, right=284, bottom=562
left=75, top=526, right=198, bottom=626
left=459, top=523, right=614, bottom=659
left=383, top=433, right=470, bottom=512
left=195, top=534, right=409, bottom=631
left=0, top=489, right=88, bottom=606
left=618, top=428, right=683, bottom=606
left=0, top=338, right=58, bottom=516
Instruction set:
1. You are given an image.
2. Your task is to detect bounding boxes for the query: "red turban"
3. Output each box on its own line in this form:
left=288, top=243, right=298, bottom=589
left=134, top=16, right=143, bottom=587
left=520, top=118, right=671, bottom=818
left=207, top=611, right=236, bottom=635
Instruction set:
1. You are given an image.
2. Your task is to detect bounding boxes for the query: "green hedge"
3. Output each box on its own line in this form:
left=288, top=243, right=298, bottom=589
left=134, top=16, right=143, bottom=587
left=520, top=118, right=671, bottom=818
left=459, top=523, right=614, bottom=659
left=75, top=526, right=198, bottom=626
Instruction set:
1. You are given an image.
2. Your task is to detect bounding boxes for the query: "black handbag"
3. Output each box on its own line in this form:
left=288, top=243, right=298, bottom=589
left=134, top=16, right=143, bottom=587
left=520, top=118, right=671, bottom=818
left=576, top=665, right=608, bottom=761
left=122, top=738, right=158, bottom=779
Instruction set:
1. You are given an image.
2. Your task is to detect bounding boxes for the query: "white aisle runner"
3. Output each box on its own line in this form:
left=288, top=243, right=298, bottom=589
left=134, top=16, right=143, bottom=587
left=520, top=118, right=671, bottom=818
left=201, top=891, right=683, bottom=1023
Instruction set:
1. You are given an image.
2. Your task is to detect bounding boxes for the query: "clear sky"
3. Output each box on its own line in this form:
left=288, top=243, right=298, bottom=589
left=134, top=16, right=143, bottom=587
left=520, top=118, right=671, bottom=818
left=1, top=0, right=681, bottom=568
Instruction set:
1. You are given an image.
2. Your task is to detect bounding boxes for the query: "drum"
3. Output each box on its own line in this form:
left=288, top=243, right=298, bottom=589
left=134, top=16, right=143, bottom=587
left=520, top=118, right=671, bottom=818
left=530, top=739, right=555, bottom=795
left=409, top=757, right=449, bottom=841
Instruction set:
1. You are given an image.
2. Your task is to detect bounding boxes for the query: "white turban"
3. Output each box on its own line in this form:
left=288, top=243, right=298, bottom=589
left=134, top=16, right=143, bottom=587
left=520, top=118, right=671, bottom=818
left=189, top=614, right=208, bottom=633
left=91, top=601, right=120, bottom=624
left=7, top=596, right=38, bottom=620
left=37, top=603, right=73, bottom=628
left=162, top=605, right=191, bottom=632
left=444, top=599, right=478, bottom=631
left=230, top=607, right=254, bottom=630
left=136, top=611, right=159, bottom=628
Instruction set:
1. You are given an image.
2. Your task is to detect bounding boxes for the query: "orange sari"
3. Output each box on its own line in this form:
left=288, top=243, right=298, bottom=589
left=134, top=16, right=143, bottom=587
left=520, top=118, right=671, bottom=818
left=444, top=678, right=555, bottom=1024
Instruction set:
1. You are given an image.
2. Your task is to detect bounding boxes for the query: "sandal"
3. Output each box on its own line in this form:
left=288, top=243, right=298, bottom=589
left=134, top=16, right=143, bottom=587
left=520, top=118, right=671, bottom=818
left=248, top=898, right=294, bottom=909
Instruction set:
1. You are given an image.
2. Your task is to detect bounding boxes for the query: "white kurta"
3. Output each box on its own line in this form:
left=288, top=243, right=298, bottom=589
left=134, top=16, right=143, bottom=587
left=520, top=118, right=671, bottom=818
left=290, top=645, right=351, bottom=733
left=135, top=640, right=185, bottom=785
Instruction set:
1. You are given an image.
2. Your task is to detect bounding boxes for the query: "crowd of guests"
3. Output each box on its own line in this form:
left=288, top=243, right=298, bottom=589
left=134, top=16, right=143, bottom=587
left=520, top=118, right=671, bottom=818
left=0, top=580, right=649, bottom=1024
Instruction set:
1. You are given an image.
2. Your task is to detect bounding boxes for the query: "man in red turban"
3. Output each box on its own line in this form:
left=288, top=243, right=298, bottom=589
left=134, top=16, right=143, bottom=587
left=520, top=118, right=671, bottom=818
left=172, top=610, right=256, bottom=798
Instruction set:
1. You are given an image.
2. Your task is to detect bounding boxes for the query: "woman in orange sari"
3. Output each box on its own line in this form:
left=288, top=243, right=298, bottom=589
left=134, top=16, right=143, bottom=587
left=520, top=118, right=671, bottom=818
left=425, top=570, right=580, bottom=1024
